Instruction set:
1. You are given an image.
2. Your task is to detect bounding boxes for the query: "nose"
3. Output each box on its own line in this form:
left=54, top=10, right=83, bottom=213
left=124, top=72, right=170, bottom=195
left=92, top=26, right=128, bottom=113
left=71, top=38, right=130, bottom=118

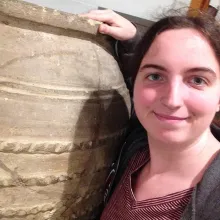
left=161, top=80, right=184, bottom=110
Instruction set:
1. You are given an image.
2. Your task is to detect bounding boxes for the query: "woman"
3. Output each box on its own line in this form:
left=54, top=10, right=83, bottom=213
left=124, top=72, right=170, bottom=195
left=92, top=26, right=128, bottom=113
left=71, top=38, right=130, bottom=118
left=84, top=10, right=220, bottom=219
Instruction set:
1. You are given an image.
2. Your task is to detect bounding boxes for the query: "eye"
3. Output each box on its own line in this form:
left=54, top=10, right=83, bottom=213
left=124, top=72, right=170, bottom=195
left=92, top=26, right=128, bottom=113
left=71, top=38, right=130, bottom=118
left=189, top=76, right=207, bottom=86
left=147, top=73, right=163, bottom=81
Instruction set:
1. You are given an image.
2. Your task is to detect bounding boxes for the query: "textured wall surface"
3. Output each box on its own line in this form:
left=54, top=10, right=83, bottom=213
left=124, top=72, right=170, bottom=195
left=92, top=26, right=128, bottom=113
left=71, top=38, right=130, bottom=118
left=0, top=0, right=131, bottom=219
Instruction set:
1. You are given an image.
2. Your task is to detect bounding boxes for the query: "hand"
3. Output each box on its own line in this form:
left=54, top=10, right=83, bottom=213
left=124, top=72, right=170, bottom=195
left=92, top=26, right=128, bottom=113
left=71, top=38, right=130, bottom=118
left=81, top=9, right=137, bottom=41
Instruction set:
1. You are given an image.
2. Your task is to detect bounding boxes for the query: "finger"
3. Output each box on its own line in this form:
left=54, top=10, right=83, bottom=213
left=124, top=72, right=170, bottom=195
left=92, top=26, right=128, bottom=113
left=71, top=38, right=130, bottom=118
left=80, top=11, right=116, bottom=24
left=99, top=24, right=127, bottom=40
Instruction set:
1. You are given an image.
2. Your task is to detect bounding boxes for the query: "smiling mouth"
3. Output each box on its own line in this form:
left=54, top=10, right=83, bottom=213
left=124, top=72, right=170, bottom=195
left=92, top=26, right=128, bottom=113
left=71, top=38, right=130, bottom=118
left=153, top=112, right=188, bottom=121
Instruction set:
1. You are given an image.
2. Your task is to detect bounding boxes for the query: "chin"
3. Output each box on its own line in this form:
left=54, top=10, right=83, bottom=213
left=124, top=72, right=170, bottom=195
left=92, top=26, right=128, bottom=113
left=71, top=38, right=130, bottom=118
left=147, top=128, right=191, bottom=145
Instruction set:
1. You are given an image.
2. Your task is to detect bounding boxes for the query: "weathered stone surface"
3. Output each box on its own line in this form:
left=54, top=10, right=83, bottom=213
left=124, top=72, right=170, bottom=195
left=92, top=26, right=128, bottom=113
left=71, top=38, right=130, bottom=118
left=0, top=0, right=131, bottom=219
left=0, top=0, right=101, bottom=35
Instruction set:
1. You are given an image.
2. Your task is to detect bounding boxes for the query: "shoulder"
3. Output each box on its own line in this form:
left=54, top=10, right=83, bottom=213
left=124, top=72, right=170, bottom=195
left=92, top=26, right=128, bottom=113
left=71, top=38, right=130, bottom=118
left=195, top=151, right=220, bottom=219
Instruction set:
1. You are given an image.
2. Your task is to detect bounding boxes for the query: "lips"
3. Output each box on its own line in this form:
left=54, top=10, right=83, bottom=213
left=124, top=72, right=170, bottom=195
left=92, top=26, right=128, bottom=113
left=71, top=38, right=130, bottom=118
left=154, top=112, right=188, bottom=120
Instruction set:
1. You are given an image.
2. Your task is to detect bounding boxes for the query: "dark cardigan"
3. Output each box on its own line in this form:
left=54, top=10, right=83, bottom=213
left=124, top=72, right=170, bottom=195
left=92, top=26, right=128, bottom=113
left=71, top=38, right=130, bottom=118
left=101, top=30, right=220, bottom=220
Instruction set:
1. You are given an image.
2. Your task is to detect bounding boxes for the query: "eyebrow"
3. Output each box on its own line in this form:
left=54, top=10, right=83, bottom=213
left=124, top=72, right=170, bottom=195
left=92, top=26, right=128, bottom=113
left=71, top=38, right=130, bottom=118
left=186, top=67, right=216, bottom=77
left=140, top=64, right=167, bottom=71
left=140, top=64, right=217, bottom=77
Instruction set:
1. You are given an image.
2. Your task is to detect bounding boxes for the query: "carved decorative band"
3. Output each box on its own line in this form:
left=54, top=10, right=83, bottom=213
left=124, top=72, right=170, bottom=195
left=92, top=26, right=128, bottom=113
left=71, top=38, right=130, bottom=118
left=0, top=189, right=101, bottom=218
left=0, top=168, right=107, bottom=187
left=0, top=129, right=126, bottom=154
left=0, top=203, right=54, bottom=218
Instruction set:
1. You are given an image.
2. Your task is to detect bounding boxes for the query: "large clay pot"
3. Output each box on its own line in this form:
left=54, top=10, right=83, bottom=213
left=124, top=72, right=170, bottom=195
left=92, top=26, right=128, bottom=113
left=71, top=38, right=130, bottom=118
left=0, top=0, right=131, bottom=219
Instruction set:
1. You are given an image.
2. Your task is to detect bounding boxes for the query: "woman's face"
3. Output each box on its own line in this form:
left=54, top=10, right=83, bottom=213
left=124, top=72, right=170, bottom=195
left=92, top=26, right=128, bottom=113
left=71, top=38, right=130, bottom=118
left=134, top=28, right=220, bottom=144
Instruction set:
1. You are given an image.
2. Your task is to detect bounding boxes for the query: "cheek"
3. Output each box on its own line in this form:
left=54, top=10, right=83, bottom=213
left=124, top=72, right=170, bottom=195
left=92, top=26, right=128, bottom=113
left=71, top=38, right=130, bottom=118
left=188, top=90, right=219, bottom=117
left=133, top=83, right=159, bottom=114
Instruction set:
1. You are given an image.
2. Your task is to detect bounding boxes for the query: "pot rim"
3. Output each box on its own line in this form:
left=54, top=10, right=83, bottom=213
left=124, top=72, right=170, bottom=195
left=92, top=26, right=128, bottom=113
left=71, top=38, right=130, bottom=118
left=0, top=0, right=101, bottom=35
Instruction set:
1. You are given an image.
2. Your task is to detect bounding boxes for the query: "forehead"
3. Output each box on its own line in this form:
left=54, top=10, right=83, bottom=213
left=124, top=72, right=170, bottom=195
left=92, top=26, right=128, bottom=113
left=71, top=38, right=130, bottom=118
left=142, top=28, right=219, bottom=72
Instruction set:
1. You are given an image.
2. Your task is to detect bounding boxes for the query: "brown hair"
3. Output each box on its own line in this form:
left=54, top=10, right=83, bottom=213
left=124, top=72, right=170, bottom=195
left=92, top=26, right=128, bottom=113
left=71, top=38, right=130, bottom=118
left=132, top=12, right=220, bottom=80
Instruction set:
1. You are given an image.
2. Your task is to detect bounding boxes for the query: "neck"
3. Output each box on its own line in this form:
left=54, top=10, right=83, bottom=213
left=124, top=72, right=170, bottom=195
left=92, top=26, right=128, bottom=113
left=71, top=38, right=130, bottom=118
left=147, top=129, right=220, bottom=179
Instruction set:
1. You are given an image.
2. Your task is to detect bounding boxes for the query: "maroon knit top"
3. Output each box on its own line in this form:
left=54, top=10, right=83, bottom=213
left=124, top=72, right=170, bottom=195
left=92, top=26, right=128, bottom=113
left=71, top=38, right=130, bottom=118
left=101, top=149, right=193, bottom=220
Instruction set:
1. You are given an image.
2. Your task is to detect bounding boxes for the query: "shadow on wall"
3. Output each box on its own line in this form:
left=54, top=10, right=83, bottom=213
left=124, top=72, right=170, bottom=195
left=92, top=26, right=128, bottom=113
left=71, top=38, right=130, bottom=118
left=51, top=89, right=130, bottom=220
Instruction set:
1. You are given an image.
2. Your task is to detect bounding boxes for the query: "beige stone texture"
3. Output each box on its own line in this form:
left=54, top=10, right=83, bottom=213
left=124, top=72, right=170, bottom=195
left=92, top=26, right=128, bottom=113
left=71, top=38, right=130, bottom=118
left=0, top=0, right=131, bottom=219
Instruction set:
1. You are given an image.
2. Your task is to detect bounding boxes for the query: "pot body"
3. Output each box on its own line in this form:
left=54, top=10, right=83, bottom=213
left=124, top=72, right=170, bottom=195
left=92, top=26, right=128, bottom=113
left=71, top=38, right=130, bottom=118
left=0, top=0, right=131, bottom=219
